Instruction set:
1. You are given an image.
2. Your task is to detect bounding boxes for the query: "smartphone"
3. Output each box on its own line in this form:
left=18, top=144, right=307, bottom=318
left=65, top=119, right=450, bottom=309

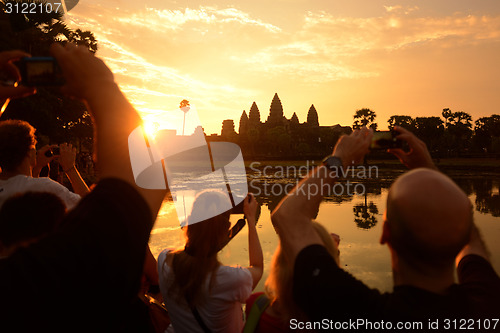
left=17, top=57, right=65, bottom=86
left=228, top=218, right=246, bottom=241
left=371, top=131, right=402, bottom=150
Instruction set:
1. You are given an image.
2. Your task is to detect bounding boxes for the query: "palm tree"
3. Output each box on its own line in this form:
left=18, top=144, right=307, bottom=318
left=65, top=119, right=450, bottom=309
left=353, top=108, right=377, bottom=130
left=353, top=191, right=379, bottom=229
left=2, top=0, right=96, bottom=54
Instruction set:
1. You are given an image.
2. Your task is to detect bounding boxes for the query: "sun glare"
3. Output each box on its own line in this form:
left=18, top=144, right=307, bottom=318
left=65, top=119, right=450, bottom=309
left=143, top=121, right=160, bottom=139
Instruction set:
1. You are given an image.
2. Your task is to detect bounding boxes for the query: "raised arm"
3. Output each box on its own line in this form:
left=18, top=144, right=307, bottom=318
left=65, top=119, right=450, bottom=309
left=244, top=193, right=264, bottom=289
left=271, top=128, right=373, bottom=261
left=58, top=143, right=90, bottom=196
left=50, top=43, right=166, bottom=220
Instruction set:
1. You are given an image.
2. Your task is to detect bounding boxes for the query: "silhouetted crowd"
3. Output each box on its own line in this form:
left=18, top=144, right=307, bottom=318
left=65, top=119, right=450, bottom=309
left=0, top=46, right=498, bottom=333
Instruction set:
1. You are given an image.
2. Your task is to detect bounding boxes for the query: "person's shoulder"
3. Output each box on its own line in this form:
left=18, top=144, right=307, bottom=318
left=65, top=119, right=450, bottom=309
left=458, top=253, right=495, bottom=268
left=218, top=264, right=252, bottom=279
left=158, top=248, right=171, bottom=259
left=213, top=265, right=253, bottom=301
left=0, top=174, right=29, bottom=186
left=0, top=175, right=67, bottom=194
left=458, top=254, right=500, bottom=282
left=26, top=176, right=69, bottom=190
left=216, top=265, right=252, bottom=290
left=157, top=249, right=174, bottom=270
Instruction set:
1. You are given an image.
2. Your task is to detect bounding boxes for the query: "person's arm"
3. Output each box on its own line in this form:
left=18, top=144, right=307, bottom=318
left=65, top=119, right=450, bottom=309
left=387, top=126, right=437, bottom=170
left=57, top=143, right=90, bottom=196
left=271, top=128, right=373, bottom=261
left=244, top=193, right=264, bottom=289
left=50, top=43, right=166, bottom=220
left=456, top=223, right=490, bottom=265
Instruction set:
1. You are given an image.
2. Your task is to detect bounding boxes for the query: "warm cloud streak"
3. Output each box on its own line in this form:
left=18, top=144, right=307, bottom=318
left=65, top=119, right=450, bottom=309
left=66, top=1, right=500, bottom=133
left=115, top=7, right=282, bottom=33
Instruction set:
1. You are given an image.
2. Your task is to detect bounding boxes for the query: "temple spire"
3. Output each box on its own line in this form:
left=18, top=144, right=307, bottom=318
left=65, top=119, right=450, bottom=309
left=267, top=93, right=284, bottom=126
left=239, top=110, right=248, bottom=135
left=307, top=104, right=319, bottom=127
left=248, top=102, right=261, bottom=127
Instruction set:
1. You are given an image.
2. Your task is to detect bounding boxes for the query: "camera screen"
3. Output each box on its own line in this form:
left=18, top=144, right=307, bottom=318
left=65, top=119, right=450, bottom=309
left=371, top=131, right=398, bottom=149
left=26, top=61, right=57, bottom=84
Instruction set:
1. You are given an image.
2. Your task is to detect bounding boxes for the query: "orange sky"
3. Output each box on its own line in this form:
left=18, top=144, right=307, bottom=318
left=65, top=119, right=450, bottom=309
left=66, top=0, right=500, bottom=134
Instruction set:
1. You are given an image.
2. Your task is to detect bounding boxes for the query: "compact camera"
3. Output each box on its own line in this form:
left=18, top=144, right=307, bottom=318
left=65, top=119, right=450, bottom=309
left=370, top=131, right=403, bottom=150
left=17, top=57, right=65, bottom=86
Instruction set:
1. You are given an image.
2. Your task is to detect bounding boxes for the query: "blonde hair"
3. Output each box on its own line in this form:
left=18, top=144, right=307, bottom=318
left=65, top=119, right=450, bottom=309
left=165, top=190, right=231, bottom=307
left=264, top=221, right=339, bottom=321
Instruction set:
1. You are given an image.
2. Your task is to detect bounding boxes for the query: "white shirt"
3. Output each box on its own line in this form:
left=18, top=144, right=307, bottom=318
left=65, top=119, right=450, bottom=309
left=158, top=249, right=253, bottom=333
left=0, top=175, right=81, bottom=211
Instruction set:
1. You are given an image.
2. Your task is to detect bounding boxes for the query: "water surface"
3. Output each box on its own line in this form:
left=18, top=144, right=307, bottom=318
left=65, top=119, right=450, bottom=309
left=149, top=165, right=500, bottom=293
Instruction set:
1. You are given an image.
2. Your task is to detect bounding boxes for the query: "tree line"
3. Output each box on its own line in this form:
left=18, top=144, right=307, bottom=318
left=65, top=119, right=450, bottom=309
left=353, top=107, right=500, bottom=156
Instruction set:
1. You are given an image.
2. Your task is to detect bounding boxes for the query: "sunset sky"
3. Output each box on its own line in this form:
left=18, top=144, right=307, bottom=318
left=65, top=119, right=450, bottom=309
left=65, top=0, right=500, bottom=135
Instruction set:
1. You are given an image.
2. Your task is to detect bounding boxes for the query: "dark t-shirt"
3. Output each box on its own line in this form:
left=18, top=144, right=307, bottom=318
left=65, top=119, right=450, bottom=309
left=293, top=245, right=500, bottom=331
left=0, top=178, right=152, bottom=332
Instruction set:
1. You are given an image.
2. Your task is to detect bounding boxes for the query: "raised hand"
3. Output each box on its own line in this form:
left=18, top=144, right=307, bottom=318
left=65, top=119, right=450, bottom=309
left=333, top=127, right=373, bottom=168
left=243, top=193, right=258, bottom=222
left=57, top=143, right=77, bottom=173
left=0, top=50, right=37, bottom=111
left=33, top=145, right=58, bottom=177
left=388, top=126, right=436, bottom=170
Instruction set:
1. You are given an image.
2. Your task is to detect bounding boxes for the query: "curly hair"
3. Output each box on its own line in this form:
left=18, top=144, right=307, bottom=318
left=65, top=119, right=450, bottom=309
left=0, top=120, right=37, bottom=172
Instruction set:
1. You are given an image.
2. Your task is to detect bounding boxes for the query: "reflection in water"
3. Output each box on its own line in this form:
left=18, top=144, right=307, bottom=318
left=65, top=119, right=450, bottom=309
left=353, top=202, right=379, bottom=229
left=473, top=179, right=500, bottom=217
left=149, top=166, right=500, bottom=293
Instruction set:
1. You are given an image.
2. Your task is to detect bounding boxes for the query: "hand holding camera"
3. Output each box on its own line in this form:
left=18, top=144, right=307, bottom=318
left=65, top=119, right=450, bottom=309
left=387, top=126, right=437, bottom=170
left=333, top=127, right=373, bottom=168
left=370, top=130, right=403, bottom=150
left=0, top=50, right=37, bottom=101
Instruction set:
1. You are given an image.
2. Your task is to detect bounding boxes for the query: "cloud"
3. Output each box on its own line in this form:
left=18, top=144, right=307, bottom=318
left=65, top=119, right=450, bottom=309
left=383, top=5, right=418, bottom=15
left=65, top=2, right=500, bottom=132
left=113, top=6, right=281, bottom=34
left=302, top=11, right=500, bottom=53
left=228, top=9, right=500, bottom=85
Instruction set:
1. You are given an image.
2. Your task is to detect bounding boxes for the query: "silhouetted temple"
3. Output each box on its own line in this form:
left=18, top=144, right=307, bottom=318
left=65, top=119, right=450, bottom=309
left=212, top=93, right=351, bottom=158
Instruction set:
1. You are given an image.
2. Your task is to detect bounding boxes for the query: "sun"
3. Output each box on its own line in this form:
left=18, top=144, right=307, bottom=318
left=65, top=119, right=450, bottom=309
left=143, top=121, right=160, bottom=139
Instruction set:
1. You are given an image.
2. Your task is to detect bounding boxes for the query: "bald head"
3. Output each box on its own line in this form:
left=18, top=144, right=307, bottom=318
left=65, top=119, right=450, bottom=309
left=386, top=168, right=472, bottom=270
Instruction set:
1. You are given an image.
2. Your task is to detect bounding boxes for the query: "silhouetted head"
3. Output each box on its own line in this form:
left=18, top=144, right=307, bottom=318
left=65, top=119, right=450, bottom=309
left=382, top=168, right=472, bottom=273
left=0, top=191, right=65, bottom=256
left=265, top=221, right=339, bottom=320
left=0, top=120, right=37, bottom=173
